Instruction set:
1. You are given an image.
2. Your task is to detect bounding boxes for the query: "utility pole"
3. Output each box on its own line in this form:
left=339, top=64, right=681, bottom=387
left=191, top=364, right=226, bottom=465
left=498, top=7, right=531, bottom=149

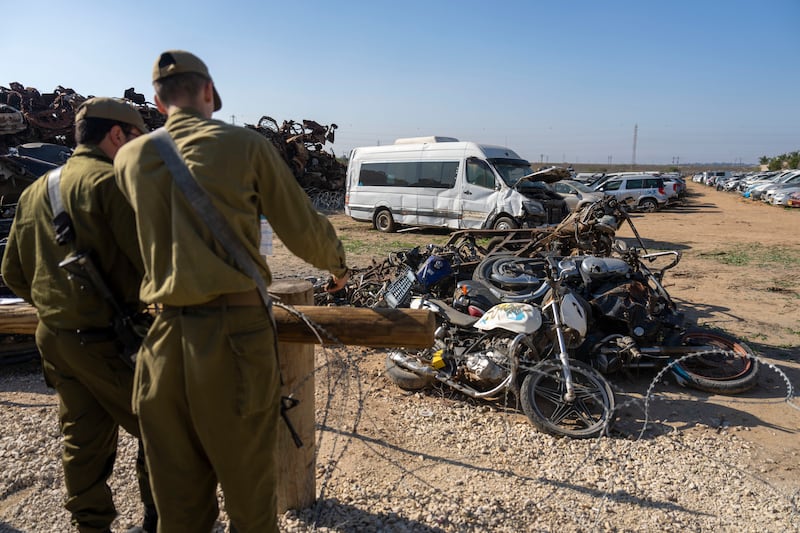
left=230, top=115, right=236, bottom=125
left=632, top=123, right=638, bottom=169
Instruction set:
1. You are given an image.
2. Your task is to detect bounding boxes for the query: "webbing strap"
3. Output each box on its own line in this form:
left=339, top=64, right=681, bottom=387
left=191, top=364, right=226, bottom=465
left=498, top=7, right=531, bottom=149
left=47, top=167, right=64, bottom=217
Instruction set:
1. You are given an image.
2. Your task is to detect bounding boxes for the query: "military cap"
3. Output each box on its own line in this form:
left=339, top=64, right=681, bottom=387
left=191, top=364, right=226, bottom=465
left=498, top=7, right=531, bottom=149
left=152, top=50, right=222, bottom=111
left=75, top=97, right=149, bottom=134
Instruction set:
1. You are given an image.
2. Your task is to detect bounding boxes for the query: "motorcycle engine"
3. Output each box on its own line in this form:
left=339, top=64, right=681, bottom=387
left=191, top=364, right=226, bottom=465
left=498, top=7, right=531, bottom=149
left=591, top=280, right=661, bottom=341
left=464, top=338, right=513, bottom=385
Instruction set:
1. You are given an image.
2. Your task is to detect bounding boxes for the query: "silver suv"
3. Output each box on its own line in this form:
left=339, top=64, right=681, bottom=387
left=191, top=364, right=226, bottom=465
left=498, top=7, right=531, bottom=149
left=593, top=175, right=668, bottom=212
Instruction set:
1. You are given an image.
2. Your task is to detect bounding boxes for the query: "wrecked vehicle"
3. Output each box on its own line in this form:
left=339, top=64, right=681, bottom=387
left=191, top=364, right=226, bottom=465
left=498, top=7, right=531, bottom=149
left=344, top=137, right=567, bottom=233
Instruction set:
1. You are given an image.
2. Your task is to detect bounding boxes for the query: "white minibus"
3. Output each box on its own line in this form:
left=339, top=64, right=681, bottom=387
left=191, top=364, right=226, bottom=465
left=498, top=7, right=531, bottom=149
left=344, top=137, right=566, bottom=232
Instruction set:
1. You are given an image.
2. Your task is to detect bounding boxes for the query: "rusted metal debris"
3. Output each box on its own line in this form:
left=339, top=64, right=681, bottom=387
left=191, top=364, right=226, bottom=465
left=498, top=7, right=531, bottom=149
left=0, top=83, right=165, bottom=152
left=245, top=116, right=346, bottom=192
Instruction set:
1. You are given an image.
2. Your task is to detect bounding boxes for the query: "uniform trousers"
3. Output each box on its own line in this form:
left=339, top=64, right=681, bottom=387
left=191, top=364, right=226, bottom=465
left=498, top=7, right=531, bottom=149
left=35, top=322, right=154, bottom=533
left=134, top=302, right=280, bottom=532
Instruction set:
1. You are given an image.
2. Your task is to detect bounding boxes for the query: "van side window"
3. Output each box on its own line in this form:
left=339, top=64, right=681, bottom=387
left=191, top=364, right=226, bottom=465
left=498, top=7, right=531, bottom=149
left=644, top=178, right=662, bottom=188
left=603, top=181, right=621, bottom=191
left=466, top=158, right=495, bottom=189
left=420, top=161, right=458, bottom=188
left=358, top=161, right=458, bottom=188
left=625, top=179, right=643, bottom=189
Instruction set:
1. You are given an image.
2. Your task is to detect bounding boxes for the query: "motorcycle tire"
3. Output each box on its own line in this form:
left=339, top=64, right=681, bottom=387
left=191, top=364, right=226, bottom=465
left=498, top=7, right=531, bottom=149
left=669, top=327, right=759, bottom=395
left=473, top=255, right=548, bottom=297
left=384, top=350, right=436, bottom=391
left=520, top=359, right=615, bottom=439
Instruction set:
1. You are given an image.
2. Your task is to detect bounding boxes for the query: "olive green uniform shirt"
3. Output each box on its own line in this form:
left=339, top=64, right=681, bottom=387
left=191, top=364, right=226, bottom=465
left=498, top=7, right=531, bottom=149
left=2, top=144, right=143, bottom=329
left=114, top=109, right=346, bottom=306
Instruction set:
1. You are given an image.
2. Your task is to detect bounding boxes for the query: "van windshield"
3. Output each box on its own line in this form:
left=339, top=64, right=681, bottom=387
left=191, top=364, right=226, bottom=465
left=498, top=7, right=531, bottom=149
left=489, top=158, right=534, bottom=187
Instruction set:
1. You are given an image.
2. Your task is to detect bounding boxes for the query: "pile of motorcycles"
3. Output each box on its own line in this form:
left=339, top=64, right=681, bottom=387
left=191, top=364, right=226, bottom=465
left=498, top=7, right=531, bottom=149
left=314, top=196, right=760, bottom=438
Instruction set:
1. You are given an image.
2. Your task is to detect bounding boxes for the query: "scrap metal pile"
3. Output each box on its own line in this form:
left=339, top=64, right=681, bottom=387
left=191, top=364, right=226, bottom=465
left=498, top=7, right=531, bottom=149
left=314, top=196, right=759, bottom=439
left=1, top=83, right=346, bottom=210
left=314, top=195, right=631, bottom=308
left=244, top=116, right=346, bottom=210
left=0, top=83, right=165, bottom=150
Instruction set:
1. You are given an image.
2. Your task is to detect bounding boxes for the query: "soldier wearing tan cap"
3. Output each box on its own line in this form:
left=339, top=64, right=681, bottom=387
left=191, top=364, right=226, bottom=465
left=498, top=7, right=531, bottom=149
left=2, top=97, right=157, bottom=532
left=114, top=50, right=349, bottom=532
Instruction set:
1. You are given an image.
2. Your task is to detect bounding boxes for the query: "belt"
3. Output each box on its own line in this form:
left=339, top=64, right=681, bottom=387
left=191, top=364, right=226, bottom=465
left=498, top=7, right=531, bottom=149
left=53, top=326, right=118, bottom=344
left=162, top=289, right=263, bottom=310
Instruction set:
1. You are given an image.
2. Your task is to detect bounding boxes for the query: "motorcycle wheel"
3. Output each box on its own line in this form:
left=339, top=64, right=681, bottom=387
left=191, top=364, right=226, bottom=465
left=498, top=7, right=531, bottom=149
left=520, top=359, right=615, bottom=439
left=670, top=327, right=759, bottom=394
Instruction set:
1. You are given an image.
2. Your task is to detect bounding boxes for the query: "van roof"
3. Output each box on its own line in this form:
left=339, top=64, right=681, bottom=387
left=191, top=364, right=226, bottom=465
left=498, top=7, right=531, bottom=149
left=394, top=136, right=459, bottom=144
left=352, top=141, right=525, bottom=161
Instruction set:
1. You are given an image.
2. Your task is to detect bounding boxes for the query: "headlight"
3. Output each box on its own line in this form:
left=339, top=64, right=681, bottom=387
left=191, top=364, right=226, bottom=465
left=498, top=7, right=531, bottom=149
left=523, top=201, right=544, bottom=214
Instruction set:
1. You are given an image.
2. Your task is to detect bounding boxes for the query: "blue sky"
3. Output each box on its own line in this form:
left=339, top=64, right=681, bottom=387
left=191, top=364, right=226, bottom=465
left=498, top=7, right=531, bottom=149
left=3, top=0, right=798, bottom=165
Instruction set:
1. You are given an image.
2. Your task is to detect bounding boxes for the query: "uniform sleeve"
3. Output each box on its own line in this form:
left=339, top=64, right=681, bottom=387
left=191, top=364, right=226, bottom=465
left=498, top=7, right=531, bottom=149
left=1, top=208, right=33, bottom=303
left=254, top=139, right=347, bottom=276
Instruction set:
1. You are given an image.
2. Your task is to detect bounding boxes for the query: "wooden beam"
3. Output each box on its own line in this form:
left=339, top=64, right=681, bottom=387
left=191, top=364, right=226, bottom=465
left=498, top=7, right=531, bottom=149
left=0, top=301, right=436, bottom=349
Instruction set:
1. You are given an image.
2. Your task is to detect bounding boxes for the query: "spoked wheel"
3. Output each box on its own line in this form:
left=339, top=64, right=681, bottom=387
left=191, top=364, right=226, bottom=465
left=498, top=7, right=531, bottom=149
left=520, top=359, right=615, bottom=438
left=670, top=327, right=759, bottom=394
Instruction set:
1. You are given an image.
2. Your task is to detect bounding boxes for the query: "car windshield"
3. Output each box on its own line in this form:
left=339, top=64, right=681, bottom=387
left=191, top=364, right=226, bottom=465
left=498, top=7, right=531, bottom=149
left=569, top=181, right=594, bottom=193
left=489, top=158, right=534, bottom=187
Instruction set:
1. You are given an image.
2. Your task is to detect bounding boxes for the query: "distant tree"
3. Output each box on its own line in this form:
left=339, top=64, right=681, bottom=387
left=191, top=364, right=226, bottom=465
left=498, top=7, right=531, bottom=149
left=788, top=151, right=800, bottom=169
left=759, top=156, right=769, bottom=165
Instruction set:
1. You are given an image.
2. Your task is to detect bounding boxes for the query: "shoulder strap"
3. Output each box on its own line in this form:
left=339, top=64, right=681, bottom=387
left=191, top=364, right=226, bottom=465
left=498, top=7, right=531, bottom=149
left=48, top=166, right=76, bottom=246
left=149, top=127, right=273, bottom=310
left=47, top=166, right=65, bottom=217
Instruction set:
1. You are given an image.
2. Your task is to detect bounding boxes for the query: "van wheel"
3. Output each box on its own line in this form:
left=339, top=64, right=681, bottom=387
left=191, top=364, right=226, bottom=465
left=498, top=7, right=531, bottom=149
left=374, top=209, right=396, bottom=233
left=638, top=198, right=658, bottom=213
left=493, top=216, right=518, bottom=231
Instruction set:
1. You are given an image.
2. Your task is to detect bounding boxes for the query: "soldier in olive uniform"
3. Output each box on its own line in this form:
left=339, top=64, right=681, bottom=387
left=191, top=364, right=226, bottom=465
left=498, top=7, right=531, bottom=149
left=1, top=98, right=157, bottom=532
left=113, top=50, right=349, bottom=532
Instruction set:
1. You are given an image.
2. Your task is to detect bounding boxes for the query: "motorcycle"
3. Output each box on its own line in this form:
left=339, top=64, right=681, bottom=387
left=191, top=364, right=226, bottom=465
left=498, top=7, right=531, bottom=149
left=454, top=247, right=760, bottom=395
left=385, top=256, right=616, bottom=439
left=572, top=245, right=759, bottom=394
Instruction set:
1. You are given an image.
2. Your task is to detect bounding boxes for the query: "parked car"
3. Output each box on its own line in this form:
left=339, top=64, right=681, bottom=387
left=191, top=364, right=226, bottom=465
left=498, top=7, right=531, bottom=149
left=740, top=172, right=784, bottom=195
left=770, top=185, right=800, bottom=206
left=593, top=175, right=668, bottom=212
left=550, top=179, right=606, bottom=212
left=661, top=177, right=684, bottom=203
left=762, top=171, right=800, bottom=203
left=746, top=171, right=798, bottom=200
left=786, top=191, right=800, bottom=208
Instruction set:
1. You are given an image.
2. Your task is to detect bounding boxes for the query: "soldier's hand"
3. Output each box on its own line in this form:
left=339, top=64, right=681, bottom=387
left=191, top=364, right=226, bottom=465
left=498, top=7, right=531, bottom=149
left=325, top=269, right=350, bottom=293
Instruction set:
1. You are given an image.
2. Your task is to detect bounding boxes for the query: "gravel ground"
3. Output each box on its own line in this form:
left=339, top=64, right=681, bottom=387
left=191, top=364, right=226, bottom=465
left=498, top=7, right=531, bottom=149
left=1, top=347, right=799, bottom=532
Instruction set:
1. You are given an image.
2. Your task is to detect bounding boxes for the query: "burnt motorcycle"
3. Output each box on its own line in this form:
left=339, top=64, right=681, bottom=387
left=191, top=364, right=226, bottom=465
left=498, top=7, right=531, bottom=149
left=456, top=248, right=760, bottom=395
left=385, top=257, right=615, bottom=438
left=572, top=246, right=759, bottom=394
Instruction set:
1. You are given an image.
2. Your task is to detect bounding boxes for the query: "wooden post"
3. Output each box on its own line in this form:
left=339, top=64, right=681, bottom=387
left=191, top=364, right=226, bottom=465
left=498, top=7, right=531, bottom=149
left=270, top=279, right=315, bottom=513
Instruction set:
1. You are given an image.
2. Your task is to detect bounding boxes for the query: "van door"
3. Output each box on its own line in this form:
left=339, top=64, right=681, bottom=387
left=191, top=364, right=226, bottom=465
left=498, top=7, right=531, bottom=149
left=460, top=157, right=499, bottom=228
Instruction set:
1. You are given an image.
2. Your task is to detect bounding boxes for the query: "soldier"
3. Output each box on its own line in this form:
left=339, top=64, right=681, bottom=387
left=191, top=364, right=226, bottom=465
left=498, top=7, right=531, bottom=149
left=113, top=50, right=349, bottom=531
left=1, top=97, right=157, bottom=532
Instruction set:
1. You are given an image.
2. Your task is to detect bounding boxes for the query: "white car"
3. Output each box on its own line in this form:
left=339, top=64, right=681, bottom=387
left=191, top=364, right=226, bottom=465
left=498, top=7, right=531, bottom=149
left=762, top=172, right=800, bottom=203
left=770, top=185, right=800, bottom=206
left=593, top=175, right=668, bottom=212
